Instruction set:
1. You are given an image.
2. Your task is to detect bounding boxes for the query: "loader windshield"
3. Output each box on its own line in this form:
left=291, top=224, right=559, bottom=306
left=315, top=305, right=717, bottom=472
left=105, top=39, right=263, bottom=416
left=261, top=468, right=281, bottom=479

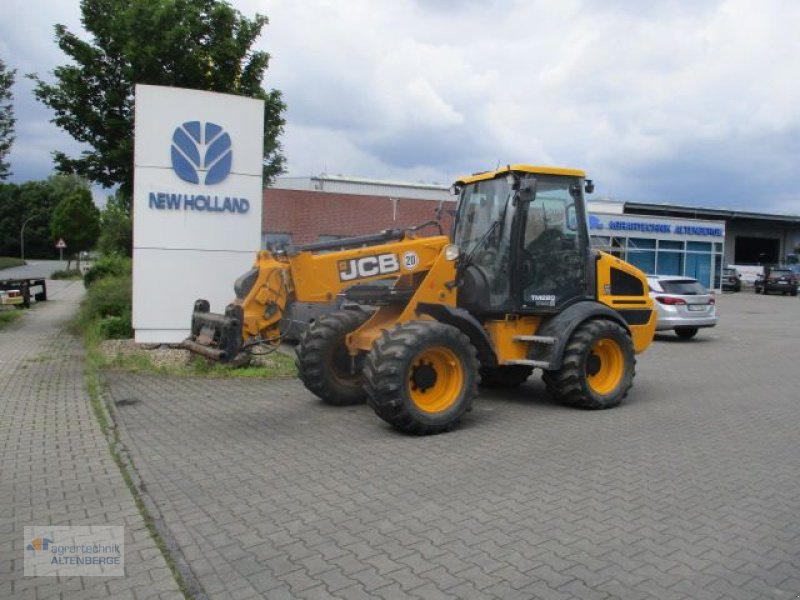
left=454, top=177, right=513, bottom=256
left=454, top=176, right=515, bottom=309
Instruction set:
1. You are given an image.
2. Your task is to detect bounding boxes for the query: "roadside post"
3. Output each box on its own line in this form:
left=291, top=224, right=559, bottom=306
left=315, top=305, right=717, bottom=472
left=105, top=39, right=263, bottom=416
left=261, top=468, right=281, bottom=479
left=55, top=238, right=67, bottom=264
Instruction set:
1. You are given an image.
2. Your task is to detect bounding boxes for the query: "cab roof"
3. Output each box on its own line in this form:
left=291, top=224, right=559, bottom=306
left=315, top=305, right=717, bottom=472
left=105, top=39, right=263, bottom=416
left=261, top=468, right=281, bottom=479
left=456, top=164, right=586, bottom=185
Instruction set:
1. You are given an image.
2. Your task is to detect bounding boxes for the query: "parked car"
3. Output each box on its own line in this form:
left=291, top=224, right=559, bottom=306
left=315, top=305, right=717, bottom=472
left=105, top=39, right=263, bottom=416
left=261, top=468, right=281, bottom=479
left=754, top=267, right=798, bottom=296
left=647, top=275, right=718, bottom=339
left=721, top=267, right=741, bottom=292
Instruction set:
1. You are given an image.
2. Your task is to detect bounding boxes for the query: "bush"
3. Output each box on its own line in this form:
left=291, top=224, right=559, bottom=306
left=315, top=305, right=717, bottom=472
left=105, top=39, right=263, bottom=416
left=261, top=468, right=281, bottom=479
left=97, top=314, right=133, bottom=339
left=51, top=269, right=83, bottom=280
left=83, top=254, right=131, bottom=288
left=80, top=273, right=132, bottom=326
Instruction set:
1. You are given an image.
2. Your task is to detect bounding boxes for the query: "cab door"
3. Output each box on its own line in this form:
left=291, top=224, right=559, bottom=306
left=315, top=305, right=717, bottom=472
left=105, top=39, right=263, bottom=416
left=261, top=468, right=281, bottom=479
left=517, top=176, right=590, bottom=312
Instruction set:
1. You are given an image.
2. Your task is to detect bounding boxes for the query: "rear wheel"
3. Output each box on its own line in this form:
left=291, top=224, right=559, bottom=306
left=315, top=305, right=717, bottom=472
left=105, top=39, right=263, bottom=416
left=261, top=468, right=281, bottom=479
left=543, top=319, right=634, bottom=409
left=479, top=365, right=533, bottom=388
left=295, top=309, right=371, bottom=405
left=364, top=321, right=478, bottom=434
left=675, top=327, right=698, bottom=339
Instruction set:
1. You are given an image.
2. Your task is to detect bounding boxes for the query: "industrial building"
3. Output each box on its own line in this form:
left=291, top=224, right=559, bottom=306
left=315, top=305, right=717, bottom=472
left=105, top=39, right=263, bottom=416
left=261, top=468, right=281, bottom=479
left=262, top=174, right=800, bottom=290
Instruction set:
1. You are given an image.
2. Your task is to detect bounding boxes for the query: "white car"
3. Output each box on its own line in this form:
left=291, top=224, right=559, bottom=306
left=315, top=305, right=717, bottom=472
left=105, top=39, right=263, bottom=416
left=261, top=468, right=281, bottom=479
left=647, top=275, right=718, bottom=339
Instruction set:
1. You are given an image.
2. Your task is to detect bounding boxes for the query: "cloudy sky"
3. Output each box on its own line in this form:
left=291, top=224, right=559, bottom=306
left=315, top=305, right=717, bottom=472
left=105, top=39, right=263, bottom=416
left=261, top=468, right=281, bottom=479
left=2, top=0, right=799, bottom=213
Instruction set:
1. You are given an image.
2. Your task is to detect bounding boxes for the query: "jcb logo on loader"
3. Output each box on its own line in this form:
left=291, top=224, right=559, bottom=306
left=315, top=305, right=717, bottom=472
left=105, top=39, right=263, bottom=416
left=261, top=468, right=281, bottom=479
left=338, top=253, right=400, bottom=282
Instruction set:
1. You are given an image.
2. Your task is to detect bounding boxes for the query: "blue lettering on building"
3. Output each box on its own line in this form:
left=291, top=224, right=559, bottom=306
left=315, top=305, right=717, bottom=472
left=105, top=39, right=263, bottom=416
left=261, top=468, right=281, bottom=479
left=148, top=192, right=250, bottom=214
left=674, top=225, right=723, bottom=237
left=591, top=218, right=724, bottom=237
left=607, top=220, right=671, bottom=233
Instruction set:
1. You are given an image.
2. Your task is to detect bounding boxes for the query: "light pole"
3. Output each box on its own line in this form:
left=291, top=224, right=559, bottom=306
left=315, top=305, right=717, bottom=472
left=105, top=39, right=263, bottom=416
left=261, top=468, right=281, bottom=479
left=20, top=215, right=35, bottom=262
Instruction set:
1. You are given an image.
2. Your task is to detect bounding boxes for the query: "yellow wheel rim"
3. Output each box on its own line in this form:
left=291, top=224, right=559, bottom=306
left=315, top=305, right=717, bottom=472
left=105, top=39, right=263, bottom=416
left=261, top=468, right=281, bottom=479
left=586, top=338, right=624, bottom=395
left=408, top=347, right=464, bottom=414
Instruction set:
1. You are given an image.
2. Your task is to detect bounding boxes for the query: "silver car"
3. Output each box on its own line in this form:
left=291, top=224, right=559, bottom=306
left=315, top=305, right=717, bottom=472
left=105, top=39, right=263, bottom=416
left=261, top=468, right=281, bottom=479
left=647, top=275, right=718, bottom=339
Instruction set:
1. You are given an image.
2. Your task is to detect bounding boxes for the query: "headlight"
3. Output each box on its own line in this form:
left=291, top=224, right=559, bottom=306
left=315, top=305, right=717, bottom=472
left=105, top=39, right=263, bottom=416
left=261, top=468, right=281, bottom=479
left=444, top=244, right=460, bottom=261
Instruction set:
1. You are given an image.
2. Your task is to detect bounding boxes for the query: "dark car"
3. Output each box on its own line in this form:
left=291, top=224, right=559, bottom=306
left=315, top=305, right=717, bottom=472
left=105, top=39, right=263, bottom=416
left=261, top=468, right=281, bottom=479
left=721, top=267, right=741, bottom=292
left=754, top=267, right=798, bottom=296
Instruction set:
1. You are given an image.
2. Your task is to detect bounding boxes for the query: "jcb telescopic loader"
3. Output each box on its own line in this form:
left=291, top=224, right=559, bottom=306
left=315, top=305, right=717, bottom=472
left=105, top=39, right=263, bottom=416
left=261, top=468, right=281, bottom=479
left=185, top=165, right=657, bottom=434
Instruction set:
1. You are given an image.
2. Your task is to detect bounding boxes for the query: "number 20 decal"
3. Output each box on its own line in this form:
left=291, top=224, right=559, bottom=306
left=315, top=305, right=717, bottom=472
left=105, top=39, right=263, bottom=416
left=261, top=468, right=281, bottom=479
left=403, top=251, right=419, bottom=271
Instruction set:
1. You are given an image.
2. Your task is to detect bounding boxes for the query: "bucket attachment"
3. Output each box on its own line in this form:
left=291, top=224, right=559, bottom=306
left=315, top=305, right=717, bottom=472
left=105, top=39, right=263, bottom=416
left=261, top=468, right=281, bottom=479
left=183, top=299, right=244, bottom=363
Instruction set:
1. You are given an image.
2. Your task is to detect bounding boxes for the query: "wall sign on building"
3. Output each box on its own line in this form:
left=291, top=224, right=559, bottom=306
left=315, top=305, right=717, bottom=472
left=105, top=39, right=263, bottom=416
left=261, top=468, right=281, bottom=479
left=588, top=212, right=726, bottom=289
left=132, top=84, right=264, bottom=343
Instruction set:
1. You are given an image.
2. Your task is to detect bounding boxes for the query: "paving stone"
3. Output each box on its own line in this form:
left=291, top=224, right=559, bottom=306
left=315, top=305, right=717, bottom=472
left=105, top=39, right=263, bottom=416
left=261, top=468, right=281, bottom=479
left=97, top=292, right=800, bottom=598
left=0, top=282, right=180, bottom=598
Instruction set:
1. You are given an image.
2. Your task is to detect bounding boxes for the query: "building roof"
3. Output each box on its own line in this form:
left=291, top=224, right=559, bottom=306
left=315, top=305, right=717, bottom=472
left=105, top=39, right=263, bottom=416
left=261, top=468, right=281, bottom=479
left=624, top=201, right=800, bottom=225
left=270, top=174, right=453, bottom=202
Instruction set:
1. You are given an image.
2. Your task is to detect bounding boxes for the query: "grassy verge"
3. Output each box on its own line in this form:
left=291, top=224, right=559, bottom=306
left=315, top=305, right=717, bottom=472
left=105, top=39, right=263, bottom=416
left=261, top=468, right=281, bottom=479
left=86, top=321, right=297, bottom=379
left=78, top=254, right=296, bottom=379
left=51, top=268, right=84, bottom=280
left=0, top=309, right=23, bottom=329
left=0, top=256, right=26, bottom=270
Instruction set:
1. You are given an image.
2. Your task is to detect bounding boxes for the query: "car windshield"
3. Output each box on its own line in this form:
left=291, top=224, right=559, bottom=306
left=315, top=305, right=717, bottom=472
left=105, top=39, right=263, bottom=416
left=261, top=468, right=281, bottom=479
left=722, top=269, right=736, bottom=276
left=660, top=279, right=707, bottom=295
left=768, top=270, right=792, bottom=279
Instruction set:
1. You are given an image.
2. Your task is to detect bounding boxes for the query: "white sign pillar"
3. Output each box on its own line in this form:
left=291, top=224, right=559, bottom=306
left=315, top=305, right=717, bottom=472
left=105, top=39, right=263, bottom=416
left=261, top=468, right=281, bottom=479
left=132, top=85, right=264, bottom=343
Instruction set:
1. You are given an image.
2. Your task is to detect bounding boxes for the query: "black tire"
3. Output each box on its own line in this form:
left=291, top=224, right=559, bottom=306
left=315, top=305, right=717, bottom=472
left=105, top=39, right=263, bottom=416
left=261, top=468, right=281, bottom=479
left=479, top=365, right=533, bottom=388
left=542, top=319, right=635, bottom=410
left=363, top=321, right=478, bottom=435
left=295, top=309, right=371, bottom=406
left=792, top=289, right=798, bottom=297
left=675, top=327, right=698, bottom=339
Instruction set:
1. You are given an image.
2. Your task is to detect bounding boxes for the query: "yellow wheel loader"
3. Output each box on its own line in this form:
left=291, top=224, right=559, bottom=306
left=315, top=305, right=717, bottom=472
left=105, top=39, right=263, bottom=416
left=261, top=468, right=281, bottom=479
left=185, top=165, right=656, bottom=434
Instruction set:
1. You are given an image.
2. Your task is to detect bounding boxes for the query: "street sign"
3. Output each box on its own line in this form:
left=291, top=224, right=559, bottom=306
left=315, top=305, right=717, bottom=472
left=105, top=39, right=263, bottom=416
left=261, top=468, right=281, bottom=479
left=55, top=239, right=67, bottom=262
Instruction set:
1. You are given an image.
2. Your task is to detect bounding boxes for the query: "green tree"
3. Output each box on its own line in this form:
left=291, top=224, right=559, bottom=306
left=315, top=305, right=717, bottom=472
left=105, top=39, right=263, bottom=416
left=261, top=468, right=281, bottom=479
left=0, top=57, right=16, bottom=180
left=0, top=175, right=93, bottom=258
left=97, top=194, right=133, bottom=257
left=30, top=0, right=286, bottom=207
left=50, top=188, right=101, bottom=262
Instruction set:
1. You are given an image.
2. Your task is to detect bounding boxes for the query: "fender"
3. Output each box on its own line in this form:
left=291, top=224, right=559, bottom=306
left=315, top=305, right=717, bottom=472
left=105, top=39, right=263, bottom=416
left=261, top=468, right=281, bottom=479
left=416, top=302, right=498, bottom=368
left=530, top=300, right=630, bottom=371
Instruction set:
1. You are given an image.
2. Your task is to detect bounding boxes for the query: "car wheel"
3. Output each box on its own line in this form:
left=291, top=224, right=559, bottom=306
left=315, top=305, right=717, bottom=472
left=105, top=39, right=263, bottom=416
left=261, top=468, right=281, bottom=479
left=675, top=327, right=698, bottom=339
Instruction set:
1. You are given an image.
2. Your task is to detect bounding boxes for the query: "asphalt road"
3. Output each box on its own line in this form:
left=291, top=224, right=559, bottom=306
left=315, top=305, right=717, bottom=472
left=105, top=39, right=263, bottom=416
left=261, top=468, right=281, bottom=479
left=0, top=259, right=68, bottom=279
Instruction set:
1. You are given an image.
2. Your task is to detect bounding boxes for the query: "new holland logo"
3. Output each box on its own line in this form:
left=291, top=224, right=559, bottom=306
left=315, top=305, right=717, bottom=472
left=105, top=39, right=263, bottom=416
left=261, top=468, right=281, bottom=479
left=338, top=253, right=400, bottom=282
left=170, top=121, right=232, bottom=185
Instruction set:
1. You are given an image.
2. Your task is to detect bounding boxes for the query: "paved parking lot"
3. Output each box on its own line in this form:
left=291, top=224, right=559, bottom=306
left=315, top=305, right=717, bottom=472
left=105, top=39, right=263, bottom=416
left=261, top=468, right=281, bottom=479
left=0, top=281, right=181, bottom=599
left=105, top=292, right=800, bottom=600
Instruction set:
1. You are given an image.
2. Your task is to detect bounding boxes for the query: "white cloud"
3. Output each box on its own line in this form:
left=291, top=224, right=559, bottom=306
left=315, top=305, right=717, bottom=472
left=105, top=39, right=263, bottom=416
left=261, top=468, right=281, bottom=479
left=3, top=0, right=800, bottom=211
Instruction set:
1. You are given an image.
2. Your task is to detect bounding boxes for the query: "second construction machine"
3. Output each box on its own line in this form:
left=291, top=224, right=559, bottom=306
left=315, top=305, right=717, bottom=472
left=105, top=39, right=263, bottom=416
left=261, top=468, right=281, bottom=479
left=185, top=165, right=657, bottom=434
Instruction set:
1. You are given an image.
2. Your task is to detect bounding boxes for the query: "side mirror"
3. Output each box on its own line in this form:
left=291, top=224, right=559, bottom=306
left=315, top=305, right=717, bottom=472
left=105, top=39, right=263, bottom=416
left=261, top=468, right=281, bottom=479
left=585, top=179, right=595, bottom=194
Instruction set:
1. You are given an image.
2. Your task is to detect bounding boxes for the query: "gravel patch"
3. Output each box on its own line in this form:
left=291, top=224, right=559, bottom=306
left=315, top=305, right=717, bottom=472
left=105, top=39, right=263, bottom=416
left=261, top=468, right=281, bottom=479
left=98, top=338, right=295, bottom=370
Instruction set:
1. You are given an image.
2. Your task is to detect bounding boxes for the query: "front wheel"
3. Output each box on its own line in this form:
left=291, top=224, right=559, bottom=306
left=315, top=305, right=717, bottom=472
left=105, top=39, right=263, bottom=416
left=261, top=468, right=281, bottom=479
left=364, top=321, right=478, bottom=434
left=543, top=319, right=635, bottom=410
left=295, top=309, right=371, bottom=405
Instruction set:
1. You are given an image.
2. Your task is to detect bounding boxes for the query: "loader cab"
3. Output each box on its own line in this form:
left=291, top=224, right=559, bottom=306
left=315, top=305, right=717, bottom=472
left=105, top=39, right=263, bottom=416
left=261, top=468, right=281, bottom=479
left=453, top=166, right=592, bottom=316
